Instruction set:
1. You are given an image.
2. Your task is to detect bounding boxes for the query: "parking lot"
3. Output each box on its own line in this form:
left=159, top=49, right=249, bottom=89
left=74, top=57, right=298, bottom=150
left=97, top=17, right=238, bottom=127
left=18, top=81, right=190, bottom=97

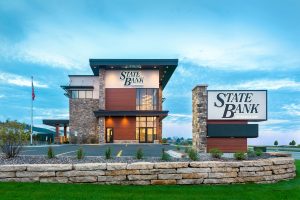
left=19, top=144, right=177, bottom=157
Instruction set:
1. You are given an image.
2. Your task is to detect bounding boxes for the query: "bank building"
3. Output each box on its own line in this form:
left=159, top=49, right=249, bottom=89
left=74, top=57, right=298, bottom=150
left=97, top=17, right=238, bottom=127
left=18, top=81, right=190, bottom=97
left=44, top=59, right=178, bottom=144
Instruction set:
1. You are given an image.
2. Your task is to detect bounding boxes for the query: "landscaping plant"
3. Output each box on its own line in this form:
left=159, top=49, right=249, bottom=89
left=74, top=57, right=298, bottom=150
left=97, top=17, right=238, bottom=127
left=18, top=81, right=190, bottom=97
left=255, top=149, right=263, bottom=157
left=188, top=148, right=198, bottom=161
left=105, top=147, right=111, bottom=159
left=184, top=147, right=191, bottom=153
left=176, top=145, right=180, bottom=151
left=234, top=151, right=246, bottom=160
left=47, top=146, right=55, bottom=159
left=209, top=148, right=223, bottom=159
left=0, top=120, right=29, bottom=158
left=247, top=149, right=256, bottom=157
left=77, top=147, right=84, bottom=159
left=161, top=148, right=171, bottom=161
left=136, top=148, right=143, bottom=159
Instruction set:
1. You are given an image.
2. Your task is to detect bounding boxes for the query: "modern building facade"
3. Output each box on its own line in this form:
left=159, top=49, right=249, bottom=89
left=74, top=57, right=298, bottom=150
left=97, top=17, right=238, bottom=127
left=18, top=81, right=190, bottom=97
left=60, top=59, right=178, bottom=144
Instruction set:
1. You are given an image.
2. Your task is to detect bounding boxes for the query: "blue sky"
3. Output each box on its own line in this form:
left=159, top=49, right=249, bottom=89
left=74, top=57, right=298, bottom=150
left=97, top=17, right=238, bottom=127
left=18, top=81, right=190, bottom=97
left=0, top=0, right=300, bottom=145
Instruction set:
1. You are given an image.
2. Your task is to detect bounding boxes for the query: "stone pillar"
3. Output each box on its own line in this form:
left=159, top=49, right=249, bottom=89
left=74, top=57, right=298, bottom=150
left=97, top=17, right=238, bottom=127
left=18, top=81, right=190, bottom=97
left=98, top=68, right=105, bottom=143
left=192, top=84, right=208, bottom=152
left=54, top=124, right=61, bottom=144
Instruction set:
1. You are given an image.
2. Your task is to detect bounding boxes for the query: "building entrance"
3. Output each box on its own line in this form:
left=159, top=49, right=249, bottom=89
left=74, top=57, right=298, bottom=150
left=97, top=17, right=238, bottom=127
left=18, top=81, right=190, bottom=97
left=106, top=128, right=113, bottom=143
left=139, top=127, right=154, bottom=143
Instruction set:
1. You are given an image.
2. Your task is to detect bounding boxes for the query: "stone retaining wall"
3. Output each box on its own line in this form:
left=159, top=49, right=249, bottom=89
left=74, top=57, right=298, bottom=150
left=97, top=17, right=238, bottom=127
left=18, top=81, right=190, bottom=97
left=0, top=157, right=296, bottom=185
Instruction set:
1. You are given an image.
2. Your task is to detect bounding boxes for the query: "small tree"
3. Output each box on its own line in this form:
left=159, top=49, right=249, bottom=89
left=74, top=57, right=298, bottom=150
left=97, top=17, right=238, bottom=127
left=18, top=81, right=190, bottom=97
left=0, top=120, right=29, bottom=158
left=290, top=140, right=296, bottom=146
left=77, top=147, right=84, bottom=159
left=105, top=147, right=112, bottom=159
left=274, top=140, right=278, bottom=146
left=47, top=146, right=55, bottom=159
left=136, top=148, right=143, bottom=160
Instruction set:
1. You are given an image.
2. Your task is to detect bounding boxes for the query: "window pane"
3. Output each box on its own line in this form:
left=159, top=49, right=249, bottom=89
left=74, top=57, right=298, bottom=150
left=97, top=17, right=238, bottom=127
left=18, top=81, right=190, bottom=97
left=136, top=128, right=139, bottom=140
left=86, top=91, right=93, bottom=98
left=78, top=91, right=85, bottom=98
left=71, top=90, right=78, bottom=99
left=140, top=122, right=146, bottom=127
left=140, top=117, right=146, bottom=122
left=147, top=122, right=153, bottom=127
left=136, top=89, right=140, bottom=110
left=153, top=89, right=157, bottom=110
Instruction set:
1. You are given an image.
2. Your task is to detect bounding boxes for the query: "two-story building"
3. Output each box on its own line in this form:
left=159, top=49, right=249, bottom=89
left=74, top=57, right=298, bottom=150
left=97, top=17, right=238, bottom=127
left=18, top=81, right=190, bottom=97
left=56, top=59, right=178, bottom=144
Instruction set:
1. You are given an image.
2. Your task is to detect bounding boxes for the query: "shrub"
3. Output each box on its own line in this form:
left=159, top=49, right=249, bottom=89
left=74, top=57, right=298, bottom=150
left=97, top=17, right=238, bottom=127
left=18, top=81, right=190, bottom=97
left=161, top=148, right=171, bottom=161
left=47, top=146, right=55, bottom=159
left=176, top=145, right=180, bottom=151
left=162, top=138, right=167, bottom=144
left=255, top=149, right=263, bottom=157
left=290, top=140, right=296, bottom=146
left=188, top=148, right=198, bottom=161
left=247, top=149, right=256, bottom=157
left=77, top=147, right=84, bottom=159
left=209, top=148, right=223, bottom=159
left=136, top=148, right=143, bottom=160
left=185, top=147, right=191, bottom=153
left=105, top=147, right=111, bottom=159
left=0, top=120, right=29, bottom=158
left=234, top=151, right=246, bottom=160
left=274, top=140, right=278, bottom=146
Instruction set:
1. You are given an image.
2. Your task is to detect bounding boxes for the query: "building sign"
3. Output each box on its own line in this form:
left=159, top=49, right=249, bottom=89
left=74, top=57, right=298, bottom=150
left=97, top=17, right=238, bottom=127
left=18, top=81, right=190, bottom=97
left=207, top=90, right=267, bottom=121
left=105, top=70, right=159, bottom=88
left=119, top=71, right=144, bottom=86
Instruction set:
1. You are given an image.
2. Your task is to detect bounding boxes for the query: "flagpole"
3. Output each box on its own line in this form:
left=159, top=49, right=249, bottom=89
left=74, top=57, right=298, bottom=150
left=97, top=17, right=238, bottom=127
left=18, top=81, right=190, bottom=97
left=31, top=76, right=33, bottom=145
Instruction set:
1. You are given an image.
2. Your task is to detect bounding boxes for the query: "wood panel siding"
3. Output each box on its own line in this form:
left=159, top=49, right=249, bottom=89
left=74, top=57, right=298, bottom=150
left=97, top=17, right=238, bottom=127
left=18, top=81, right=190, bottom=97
left=105, top=117, right=136, bottom=140
left=207, top=138, right=247, bottom=153
left=105, top=88, right=136, bottom=110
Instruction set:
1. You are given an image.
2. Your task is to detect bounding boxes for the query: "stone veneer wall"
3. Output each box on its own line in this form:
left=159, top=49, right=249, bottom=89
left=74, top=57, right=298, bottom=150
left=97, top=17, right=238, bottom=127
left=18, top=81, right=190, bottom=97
left=0, top=157, right=295, bottom=185
left=98, top=68, right=105, bottom=143
left=69, top=99, right=99, bottom=143
left=192, top=85, right=208, bottom=152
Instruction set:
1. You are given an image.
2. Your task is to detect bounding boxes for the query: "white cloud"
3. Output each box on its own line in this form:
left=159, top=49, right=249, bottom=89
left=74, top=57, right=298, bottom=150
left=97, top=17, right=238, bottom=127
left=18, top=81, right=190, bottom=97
left=0, top=71, right=48, bottom=88
left=163, top=121, right=192, bottom=139
left=282, top=104, right=300, bottom=116
left=211, top=79, right=300, bottom=91
left=0, top=94, right=5, bottom=99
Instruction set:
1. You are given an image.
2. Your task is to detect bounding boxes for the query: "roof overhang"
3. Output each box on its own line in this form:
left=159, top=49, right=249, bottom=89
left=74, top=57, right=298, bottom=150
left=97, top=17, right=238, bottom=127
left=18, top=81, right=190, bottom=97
left=94, top=110, right=169, bottom=119
left=43, top=119, right=69, bottom=127
left=89, top=59, right=178, bottom=90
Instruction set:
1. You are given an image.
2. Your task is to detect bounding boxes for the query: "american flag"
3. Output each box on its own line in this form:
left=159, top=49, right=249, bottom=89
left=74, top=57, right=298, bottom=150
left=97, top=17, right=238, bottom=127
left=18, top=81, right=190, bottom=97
left=32, top=77, right=35, bottom=101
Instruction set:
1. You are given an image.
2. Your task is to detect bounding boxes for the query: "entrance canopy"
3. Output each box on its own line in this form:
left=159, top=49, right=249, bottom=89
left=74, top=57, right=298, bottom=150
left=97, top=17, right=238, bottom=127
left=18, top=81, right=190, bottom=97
left=42, top=119, right=69, bottom=127
left=94, top=110, right=168, bottom=119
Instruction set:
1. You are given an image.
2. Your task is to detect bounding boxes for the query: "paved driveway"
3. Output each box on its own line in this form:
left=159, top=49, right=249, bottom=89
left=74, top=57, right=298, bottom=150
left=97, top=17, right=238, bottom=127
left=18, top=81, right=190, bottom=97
left=19, top=144, right=176, bottom=157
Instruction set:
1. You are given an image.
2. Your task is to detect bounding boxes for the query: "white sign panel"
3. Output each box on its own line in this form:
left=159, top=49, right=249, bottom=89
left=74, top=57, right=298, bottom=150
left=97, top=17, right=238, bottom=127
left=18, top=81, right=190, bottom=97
left=105, top=70, right=159, bottom=88
left=208, top=90, right=267, bottom=121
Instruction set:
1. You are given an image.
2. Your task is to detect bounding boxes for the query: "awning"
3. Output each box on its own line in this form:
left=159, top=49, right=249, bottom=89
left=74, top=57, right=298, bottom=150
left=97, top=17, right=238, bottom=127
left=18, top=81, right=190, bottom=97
left=94, top=110, right=169, bottom=119
left=42, top=119, right=69, bottom=127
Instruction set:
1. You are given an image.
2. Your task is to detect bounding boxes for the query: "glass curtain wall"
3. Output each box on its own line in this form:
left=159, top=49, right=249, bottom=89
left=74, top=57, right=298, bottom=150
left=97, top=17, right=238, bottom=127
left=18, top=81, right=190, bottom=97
left=136, top=89, right=158, bottom=110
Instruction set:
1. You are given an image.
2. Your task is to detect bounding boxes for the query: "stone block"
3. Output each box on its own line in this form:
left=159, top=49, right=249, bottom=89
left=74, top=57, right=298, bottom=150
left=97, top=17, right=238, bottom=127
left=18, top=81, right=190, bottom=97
left=140, top=169, right=177, bottom=175
left=40, top=177, right=69, bottom=183
left=177, top=168, right=211, bottom=173
left=127, top=162, right=154, bottom=170
left=239, top=167, right=264, bottom=172
left=56, top=170, right=105, bottom=177
left=158, top=174, right=182, bottom=180
left=105, top=169, right=140, bottom=176
left=107, top=163, right=127, bottom=170
left=27, top=164, right=72, bottom=172
left=73, top=163, right=106, bottom=170
left=123, top=180, right=150, bottom=185
left=69, top=176, right=97, bottom=183
left=151, top=179, right=176, bottom=185
left=97, top=175, right=126, bottom=182
left=204, top=178, right=236, bottom=184
left=211, top=167, right=239, bottom=172
left=182, top=173, right=208, bottom=179
left=209, top=172, right=237, bottom=178
left=154, top=162, right=189, bottom=169
left=0, top=165, right=27, bottom=172
left=0, top=172, right=16, bottom=178
left=0, top=177, right=39, bottom=182
left=177, top=179, right=203, bottom=185
left=271, top=158, right=294, bottom=165
left=127, top=174, right=157, bottom=181
left=16, top=171, right=55, bottom=178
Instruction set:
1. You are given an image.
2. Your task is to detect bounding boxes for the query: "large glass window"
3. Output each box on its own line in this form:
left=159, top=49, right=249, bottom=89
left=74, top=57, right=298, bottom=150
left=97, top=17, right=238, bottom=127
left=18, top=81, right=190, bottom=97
left=71, top=90, right=93, bottom=99
left=136, top=117, right=157, bottom=141
left=136, top=88, right=158, bottom=110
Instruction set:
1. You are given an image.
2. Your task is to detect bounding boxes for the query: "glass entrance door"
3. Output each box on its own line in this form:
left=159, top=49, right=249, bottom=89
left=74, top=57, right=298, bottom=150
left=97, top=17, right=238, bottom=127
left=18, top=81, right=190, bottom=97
left=139, top=128, right=153, bottom=143
left=106, top=128, right=113, bottom=143
left=139, top=128, right=146, bottom=143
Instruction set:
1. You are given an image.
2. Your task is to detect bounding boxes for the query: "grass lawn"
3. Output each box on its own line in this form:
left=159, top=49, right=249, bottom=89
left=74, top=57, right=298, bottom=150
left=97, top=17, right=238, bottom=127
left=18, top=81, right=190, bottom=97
left=0, top=160, right=299, bottom=200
